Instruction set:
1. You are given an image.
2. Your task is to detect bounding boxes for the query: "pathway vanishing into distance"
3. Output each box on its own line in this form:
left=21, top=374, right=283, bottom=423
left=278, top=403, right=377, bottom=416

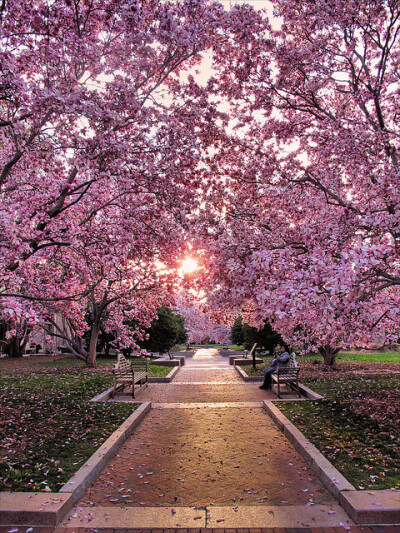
left=63, top=349, right=356, bottom=530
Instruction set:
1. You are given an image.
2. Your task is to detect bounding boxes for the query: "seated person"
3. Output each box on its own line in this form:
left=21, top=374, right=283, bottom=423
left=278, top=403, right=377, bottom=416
left=259, top=346, right=290, bottom=390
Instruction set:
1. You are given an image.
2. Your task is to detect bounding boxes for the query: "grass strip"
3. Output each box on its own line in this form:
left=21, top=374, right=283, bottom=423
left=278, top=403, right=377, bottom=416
left=277, top=375, right=400, bottom=491
left=40, top=356, right=171, bottom=377
left=0, top=369, right=138, bottom=492
left=245, top=352, right=400, bottom=377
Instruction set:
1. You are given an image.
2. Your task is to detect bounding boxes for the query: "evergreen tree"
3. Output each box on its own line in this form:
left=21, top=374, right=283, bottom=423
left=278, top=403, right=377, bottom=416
left=139, top=306, right=188, bottom=355
left=231, top=316, right=286, bottom=354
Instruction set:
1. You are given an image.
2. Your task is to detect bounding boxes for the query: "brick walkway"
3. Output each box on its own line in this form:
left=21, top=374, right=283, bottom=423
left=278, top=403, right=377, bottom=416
left=79, top=406, right=334, bottom=508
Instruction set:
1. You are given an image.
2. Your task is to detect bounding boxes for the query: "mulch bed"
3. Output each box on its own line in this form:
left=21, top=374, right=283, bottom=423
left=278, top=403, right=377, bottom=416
left=300, top=361, right=400, bottom=433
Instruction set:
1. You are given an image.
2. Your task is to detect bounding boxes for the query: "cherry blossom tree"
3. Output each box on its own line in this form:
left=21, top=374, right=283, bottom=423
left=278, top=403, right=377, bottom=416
left=0, top=0, right=227, bottom=362
left=3, top=0, right=400, bottom=367
left=176, top=292, right=231, bottom=345
left=197, top=0, right=400, bottom=365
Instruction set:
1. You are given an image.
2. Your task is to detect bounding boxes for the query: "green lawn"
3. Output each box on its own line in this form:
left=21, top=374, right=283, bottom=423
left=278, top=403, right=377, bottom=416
left=0, top=369, right=138, bottom=492
left=303, top=351, right=400, bottom=364
left=278, top=374, right=400, bottom=490
left=41, top=355, right=172, bottom=377
left=244, top=351, right=400, bottom=376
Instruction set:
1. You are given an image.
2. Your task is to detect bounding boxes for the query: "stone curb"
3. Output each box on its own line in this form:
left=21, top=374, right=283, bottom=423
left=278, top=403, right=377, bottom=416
left=263, top=401, right=400, bottom=524
left=299, top=383, right=324, bottom=400
left=149, top=365, right=180, bottom=383
left=339, top=489, right=400, bottom=525
left=234, top=364, right=262, bottom=382
left=152, top=358, right=180, bottom=367
left=59, top=402, right=152, bottom=504
left=263, top=400, right=355, bottom=500
left=90, top=386, right=115, bottom=402
left=233, top=357, right=264, bottom=366
left=61, top=503, right=354, bottom=529
left=229, top=355, right=262, bottom=365
left=0, top=492, right=74, bottom=526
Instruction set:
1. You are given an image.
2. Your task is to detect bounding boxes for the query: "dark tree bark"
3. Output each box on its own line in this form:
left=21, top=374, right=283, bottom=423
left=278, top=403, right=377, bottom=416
left=318, top=345, right=340, bottom=367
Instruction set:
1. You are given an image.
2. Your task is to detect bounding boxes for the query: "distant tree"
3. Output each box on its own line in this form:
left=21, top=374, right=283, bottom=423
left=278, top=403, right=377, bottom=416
left=230, top=316, right=245, bottom=346
left=139, top=306, right=188, bottom=356
left=242, top=319, right=286, bottom=354
left=175, top=313, right=189, bottom=346
left=176, top=294, right=231, bottom=345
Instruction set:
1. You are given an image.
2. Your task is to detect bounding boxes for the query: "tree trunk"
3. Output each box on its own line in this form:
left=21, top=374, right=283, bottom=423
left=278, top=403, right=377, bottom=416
left=87, top=321, right=100, bottom=368
left=6, top=336, right=24, bottom=357
left=318, top=345, right=340, bottom=367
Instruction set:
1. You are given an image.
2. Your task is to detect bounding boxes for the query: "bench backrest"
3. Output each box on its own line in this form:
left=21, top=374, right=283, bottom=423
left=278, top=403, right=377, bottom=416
left=116, top=353, right=131, bottom=370
left=114, top=354, right=148, bottom=372
left=131, top=359, right=148, bottom=371
left=112, top=354, right=134, bottom=381
left=275, top=364, right=300, bottom=377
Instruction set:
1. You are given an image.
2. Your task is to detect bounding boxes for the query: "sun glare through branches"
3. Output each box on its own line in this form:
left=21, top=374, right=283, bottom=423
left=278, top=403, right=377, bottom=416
left=180, top=257, right=198, bottom=275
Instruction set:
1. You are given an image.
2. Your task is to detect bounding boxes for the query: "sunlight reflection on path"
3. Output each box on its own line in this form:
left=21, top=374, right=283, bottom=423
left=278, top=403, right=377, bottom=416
left=192, top=348, right=220, bottom=359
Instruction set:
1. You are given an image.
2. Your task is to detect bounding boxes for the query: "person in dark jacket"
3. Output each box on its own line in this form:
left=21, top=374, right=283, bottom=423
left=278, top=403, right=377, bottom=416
left=259, top=346, right=290, bottom=390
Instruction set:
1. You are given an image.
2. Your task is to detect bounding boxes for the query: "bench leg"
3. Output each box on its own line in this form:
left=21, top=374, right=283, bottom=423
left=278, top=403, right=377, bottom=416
left=113, top=382, right=127, bottom=398
left=112, top=376, right=117, bottom=398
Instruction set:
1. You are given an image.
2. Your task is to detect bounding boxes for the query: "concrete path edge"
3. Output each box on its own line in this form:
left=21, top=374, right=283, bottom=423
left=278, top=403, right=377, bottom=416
left=263, top=401, right=400, bottom=525
left=148, top=366, right=180, bottom=383
left=234, top=364, right=262, bottom=382
left=0, top=492, right=74, bottom=527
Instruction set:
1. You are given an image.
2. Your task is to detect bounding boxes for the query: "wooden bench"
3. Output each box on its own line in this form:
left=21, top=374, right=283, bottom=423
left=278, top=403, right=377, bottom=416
left=112, top=354, right=148, bottom=398
left=272, top=361, right=301, bottom=398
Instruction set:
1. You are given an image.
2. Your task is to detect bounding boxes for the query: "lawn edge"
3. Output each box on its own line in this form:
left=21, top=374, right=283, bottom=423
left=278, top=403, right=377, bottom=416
left=263, top=401, right=400, bottom=524
left=148, top=365, right=180, bottom=382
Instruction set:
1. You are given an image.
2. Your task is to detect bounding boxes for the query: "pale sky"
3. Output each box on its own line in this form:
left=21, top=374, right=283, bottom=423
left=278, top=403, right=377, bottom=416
left=219, top=0, right=271, bottom=10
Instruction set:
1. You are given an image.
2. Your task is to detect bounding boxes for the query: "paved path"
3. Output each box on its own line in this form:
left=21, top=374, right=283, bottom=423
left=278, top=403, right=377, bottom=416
left=79, top=406, right=333, bottom=508
left=59, top=349, right=361, bottom=531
